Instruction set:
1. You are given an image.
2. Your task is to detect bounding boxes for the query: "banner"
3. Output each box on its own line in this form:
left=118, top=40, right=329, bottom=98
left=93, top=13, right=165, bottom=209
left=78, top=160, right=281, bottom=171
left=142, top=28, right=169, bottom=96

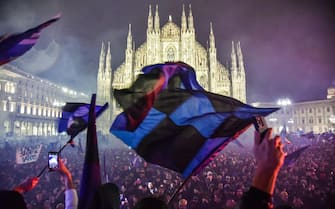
left=16, top=144, right=43, bottom=164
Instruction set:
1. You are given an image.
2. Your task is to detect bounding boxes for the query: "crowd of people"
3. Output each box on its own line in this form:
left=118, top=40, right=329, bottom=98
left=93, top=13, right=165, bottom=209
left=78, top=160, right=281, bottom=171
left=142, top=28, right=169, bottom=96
left=0, top=130, right=334, bottom=209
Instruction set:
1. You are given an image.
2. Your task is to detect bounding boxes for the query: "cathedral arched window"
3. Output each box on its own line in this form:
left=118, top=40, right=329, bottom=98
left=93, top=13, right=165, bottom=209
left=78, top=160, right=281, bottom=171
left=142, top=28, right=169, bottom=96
left=167, top=47, right=175, bottom=61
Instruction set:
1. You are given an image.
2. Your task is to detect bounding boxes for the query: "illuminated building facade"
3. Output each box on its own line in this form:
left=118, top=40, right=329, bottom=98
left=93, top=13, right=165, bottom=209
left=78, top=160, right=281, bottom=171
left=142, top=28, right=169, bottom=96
left=252, top=92, right=335, bottom=134
left=97, top=5, right=247, bottom=133
left=0, top=64, right=88, bottom=138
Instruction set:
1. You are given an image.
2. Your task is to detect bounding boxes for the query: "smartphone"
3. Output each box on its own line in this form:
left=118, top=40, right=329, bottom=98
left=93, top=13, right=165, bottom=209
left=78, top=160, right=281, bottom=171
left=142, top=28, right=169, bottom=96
left=253, top=116, right=269, bottom=143
left=48, top=152, right=59, bottom=170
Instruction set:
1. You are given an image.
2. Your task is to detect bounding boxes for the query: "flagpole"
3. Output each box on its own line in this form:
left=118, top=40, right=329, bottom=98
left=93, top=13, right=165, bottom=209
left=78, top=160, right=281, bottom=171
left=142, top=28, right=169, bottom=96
left=167, top=175, right=191, bottom=207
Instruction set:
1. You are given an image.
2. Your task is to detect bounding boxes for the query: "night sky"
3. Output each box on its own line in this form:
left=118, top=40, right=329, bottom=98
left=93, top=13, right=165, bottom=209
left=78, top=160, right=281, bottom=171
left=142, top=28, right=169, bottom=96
left=0, top=0, right=334, bottom=103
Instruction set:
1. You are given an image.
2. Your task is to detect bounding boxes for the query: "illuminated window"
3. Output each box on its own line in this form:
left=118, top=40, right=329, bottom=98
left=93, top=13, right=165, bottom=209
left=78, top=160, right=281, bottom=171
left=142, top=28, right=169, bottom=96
left=27, top=105, right=31, bottom=114
left=2, top=101, right=7, bottom=111
left=20, top=104, right=25, bottom=114
left=167, top=47, right=175, bottom=61
left=309, top=118, right=313, bottom=124
left=9, top=102, right=15, bottom=112
left=4, top=120, right=10, bottom=133
left=32, top=105, right=36, bottom=115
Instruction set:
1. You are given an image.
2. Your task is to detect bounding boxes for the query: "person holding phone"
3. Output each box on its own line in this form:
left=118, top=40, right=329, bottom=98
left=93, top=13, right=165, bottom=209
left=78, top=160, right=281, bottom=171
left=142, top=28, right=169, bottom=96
left=56, top=157, right=78, bottom=209
left=238, top=128, right=287, bottom=209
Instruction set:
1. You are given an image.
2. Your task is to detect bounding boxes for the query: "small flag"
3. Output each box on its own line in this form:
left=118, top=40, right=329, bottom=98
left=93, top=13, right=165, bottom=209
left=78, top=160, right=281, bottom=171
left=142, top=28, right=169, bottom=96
left=110, top=62, right=278, bottom=178
left=78, top=94, right=102, bottom=209
left=58, top=102, right=108, bottom=140
left=0, top=14, right=60, bottom=65
left=284, top=145, right=310, bottom=167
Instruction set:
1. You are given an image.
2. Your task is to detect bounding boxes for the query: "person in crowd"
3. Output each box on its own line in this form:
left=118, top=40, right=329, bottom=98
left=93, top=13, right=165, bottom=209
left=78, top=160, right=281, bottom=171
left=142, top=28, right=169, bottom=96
left=89, top=182, right=120, bottom=209
left=1, top=131, right=335, bottom=208
left=57, top=157, right=78, bottom=209
left=133, top=196, right=168, bottom=209
left=0, top=175, right=39, bottom=209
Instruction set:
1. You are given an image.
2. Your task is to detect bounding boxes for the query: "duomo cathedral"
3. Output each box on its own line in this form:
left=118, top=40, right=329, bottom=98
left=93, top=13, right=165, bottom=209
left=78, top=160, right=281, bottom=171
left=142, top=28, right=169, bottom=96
left=96, top=5, right=246, bottom=133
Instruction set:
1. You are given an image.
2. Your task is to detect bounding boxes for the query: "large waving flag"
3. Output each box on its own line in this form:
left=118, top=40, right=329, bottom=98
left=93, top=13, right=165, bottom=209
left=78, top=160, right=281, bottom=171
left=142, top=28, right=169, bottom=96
left=0, top=14, right=60, bottom=65
left=110, top=62, right=278, bottom=178
left=58, top=102, right=108, bottom=140
left=78, top=94, right=102, bottom=209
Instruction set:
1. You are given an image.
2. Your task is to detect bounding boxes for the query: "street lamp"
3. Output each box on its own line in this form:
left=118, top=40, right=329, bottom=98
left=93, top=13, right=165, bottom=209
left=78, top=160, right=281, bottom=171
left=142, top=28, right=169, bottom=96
left=277, top=98, right=291, bottom=106
left=277, top=98, right=292, bottom=133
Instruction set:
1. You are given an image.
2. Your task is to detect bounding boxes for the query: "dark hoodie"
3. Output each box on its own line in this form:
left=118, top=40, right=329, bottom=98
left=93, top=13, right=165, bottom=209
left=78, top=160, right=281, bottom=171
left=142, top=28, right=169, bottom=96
left=90, top=183, right=120, bottom=209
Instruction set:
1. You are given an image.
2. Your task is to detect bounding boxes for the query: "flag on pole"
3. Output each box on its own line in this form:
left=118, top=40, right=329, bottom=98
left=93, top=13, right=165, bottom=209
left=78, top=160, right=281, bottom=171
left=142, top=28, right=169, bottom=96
left=58, top=102, right=108, bottom=140
left=110, top=62, right=278, bottom=178
left=78, top=94, right=102, bottom=209
left=0, top=14, right=60, bottom=65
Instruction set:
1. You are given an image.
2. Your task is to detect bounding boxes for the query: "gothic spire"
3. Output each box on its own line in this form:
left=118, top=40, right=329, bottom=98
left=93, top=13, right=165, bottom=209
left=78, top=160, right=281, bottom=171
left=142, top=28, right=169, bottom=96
left=98, top=42, right=105, bottom=73
left=236, top=41, right=245, bottom=73
left=231, top=41, right=237, bottom=72
left=147, top=5, right=153, bottom=32
left=105, top=41, right=112, bottom=73
left=127, top=24, right=132, bottom=50
left=209, top=22, right=215, bottom=49
left=154, top=5, right=160, bottom=32
left=188, top=4, right=194, bottom=32
left=181, top=4, right=187, bottom=32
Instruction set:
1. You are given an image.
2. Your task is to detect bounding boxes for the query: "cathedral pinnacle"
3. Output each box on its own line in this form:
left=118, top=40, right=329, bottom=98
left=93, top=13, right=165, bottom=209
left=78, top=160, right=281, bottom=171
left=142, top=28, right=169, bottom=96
left=127, top=24, right=132, bottom=50
left=210, top=22, right=214, bottom=35
left=147, top=5, right=153, bottom=32
left=188, top=4, right=194, bottom=31
left=98, top=42, right=105, bottom=72
left=209, top=22, right=215, bottom=49
left=231, top=41, right=237, bottom=72
left=181, top=4, right=187, bottom=31
left=105, top=41, right=112, bottom=73
left=154, top=5, right=160, bottom=32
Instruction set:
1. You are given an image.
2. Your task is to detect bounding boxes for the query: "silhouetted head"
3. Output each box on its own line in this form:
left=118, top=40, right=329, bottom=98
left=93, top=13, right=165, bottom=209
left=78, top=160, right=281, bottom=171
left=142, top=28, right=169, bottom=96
left=275, top=205, right=294, bottom=209
left=90, top=183, right=120, bottom=209
left=133, top=197, right=168, bottom=209
left=0, top=190, right=27, bottom=209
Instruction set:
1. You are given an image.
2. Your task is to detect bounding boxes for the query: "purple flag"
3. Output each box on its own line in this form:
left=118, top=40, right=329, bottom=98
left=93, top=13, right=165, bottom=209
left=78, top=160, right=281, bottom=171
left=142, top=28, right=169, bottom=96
left=0, top=14, right=60, bottom=65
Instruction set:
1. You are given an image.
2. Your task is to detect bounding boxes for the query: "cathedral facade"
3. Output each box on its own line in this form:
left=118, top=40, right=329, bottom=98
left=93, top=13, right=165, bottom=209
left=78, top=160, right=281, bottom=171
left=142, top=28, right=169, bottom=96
left=96, top=5, right=246, bottom=133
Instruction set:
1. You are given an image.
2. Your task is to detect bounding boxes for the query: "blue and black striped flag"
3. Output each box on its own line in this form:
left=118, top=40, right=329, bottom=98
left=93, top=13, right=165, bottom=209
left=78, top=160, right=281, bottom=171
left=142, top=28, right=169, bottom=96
left=0, top=14, right=60, bottom=65
left=110, top=62, right=278, bottom=178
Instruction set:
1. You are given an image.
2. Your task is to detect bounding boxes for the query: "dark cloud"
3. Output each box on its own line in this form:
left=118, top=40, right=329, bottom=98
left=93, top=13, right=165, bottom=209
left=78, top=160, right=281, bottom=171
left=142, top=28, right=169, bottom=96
left=1, top=0, right=334, bottom=103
